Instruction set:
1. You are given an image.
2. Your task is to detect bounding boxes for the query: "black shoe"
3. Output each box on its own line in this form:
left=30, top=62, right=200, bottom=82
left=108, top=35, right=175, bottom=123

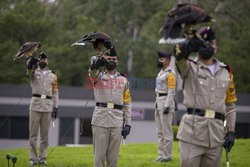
left=153, top=156, right=163, bottom=162
left=38, top=161, right=48, bottom=166
left=29, top=160, right=37, bottom=166
left=159, top=157, right=172, bottom=163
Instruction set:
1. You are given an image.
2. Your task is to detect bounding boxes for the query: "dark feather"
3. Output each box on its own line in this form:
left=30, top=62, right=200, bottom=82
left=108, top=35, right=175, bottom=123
left=15, top=42, right=41, bottom=60
left=160, top=3, right=214, bottom=43
left=71, top=31, right=111, bottom=46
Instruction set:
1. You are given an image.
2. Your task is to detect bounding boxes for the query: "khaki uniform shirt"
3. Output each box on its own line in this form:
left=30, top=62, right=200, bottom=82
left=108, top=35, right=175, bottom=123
left=29, top=68, right=59, bottom=112
left=89, top=69, right=132, bottom=128
left=155, top=67, right=176, bottom=110
left=176, top=57, right=237, bottom=148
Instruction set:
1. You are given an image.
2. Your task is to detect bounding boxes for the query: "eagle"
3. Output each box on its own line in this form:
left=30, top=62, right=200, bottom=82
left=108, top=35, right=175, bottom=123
left=159, top=3, right=215, bottom=44
left=71, top=31, right=111, bottom=47
left=14, top=42, right=41, bottom=61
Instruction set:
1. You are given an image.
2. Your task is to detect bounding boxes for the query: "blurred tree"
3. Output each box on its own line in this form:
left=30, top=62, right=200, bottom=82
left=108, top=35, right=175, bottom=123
left=0, top=0, right=249, bottom=92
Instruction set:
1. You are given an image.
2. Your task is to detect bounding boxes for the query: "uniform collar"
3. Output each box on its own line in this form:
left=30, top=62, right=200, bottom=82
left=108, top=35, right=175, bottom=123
left=104, top=70, right=119, bottom=79
left=194, top=57, right=225, bottom=74
left=160, top=66, right=172, bottom=73
left=38, top=67, right=49, bottom=71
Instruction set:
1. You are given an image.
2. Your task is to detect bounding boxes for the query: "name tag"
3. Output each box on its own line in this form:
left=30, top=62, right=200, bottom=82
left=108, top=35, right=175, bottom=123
left=205, top=109, right=215, bottom=118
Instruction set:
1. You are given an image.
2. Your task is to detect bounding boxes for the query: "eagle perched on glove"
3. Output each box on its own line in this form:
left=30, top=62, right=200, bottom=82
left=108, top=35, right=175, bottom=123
left=159, top=3, right=215, bottom=44
left=14, top=42, right=41, bottom=61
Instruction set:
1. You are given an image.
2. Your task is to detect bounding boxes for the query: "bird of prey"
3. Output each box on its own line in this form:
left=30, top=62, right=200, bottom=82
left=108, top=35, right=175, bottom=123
left=159, top=3, right=215, bottom=44
left=72, top=31, right=113, bottom=56
left=14, top=42, right=41, bottom=61
left=71, top=31, right=111, bottom=47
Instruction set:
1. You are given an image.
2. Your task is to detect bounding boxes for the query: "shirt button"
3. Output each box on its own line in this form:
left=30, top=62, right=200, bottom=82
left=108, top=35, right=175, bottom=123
left=211, top=88, right=215, bottom=91
left=211, top=77, right=214, bottom=80
left=210, top=100, right=214, bottom=104
left=109, top=111, right=111, bottom=114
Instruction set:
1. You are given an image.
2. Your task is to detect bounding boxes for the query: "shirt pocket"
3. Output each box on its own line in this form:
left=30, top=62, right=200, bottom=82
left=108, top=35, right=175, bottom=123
left=195, top=78, right=209, bottom=95
left=215, top=79, right=229, bottom=98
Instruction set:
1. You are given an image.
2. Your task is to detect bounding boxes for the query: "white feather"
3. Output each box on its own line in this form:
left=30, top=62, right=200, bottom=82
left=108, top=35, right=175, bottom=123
left=158, top=38, right=187, bottom=44
left=71, top=42, right=87, bottom=46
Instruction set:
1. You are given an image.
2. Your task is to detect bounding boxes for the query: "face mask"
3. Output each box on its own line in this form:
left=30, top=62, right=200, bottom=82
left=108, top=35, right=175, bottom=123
left=157, top=61, right=163, bottom=68
left=106, top=61, right=117, bottom=70
left=198, top=45, right=214, bottom=60
left=39, top=61, right=47, bottom=69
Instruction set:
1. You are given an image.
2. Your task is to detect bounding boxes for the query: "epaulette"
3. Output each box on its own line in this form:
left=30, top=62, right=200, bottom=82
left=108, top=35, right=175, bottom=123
left=167, top=69, right=172, bottom=72
left=187, top=58, right=197, bottom=64
left=51, top=70, right=56, bottom=74
left=119, top=72, right=127, bottom=78
left=218, top=61, right=227, bottom=68
left=225, top=65, right=232, bottom=74
left=218, top=61, right=232, bottom=74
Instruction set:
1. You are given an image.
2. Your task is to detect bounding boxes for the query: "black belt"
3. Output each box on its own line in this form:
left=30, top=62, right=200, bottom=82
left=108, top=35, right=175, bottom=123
left=158, top=93, right=168, bottom=97
left=32, top=94, right=52, bottom=100
left=96, top=102, right=123, bottom=110
left=187, top=108, right=224, bottom=121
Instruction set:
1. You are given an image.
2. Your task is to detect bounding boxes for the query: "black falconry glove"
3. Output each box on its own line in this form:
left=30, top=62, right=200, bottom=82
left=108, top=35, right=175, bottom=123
left=174, top=35, right=204, bottom=61
left=51, top=107, right=58, bottom=120
left=89, top=56, right=107, bottom=70
left=26, top=56, right=38, bottom=70
left=224, top=131, right=236, bottom=152
left=121, top=124, right=131, bottom=139
left=163, top=107, right=170, bottom=114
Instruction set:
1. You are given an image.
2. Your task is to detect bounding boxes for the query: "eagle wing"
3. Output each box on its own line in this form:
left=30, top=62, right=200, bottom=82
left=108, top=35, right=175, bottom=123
left=71, top=31, right=111, bottom=46
left=14, top=42, right=41, bottom=60
left=159, top=3, right=214, bottom=44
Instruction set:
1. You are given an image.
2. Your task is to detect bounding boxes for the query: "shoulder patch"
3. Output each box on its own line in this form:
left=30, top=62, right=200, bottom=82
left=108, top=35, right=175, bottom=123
left=167, top=73, right=176, bottom=89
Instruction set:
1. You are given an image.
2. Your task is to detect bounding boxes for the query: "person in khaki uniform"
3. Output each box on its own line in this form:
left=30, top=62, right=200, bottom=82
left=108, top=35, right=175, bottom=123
left=26, top=52, right=59, bottom=166
left=88, top=44, right=132, bottom=167
left=154, top=51, right=176, bottom=163
left=174, top=27, right=237, bottom=167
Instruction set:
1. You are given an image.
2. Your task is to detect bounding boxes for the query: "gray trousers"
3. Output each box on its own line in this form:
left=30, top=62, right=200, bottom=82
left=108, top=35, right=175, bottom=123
left=179, top=140, right=222, bottom=167
left=155, top=108, right=174, bottom=159
left=92, top=125, right=122, bottom=167
left=29, top=111, right=51, bottom=162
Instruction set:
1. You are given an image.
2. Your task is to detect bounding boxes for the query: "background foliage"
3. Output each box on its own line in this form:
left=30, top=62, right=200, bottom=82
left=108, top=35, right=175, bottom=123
left=0, top=0, right=249, bottom=92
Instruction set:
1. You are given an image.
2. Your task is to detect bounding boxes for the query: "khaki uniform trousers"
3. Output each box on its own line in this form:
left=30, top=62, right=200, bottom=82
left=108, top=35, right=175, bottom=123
left=155, top=108, right=174, bottom=159
left=92, top=125, right=122, bottom=167
left=179, top=140, right=222, bottom=167
left=29, top=111, right=51, bottom=162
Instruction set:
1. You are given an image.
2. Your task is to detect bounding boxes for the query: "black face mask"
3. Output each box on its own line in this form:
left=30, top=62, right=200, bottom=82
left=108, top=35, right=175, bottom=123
left=199, top=45, right=214, bottom=60
left=39, top=62, right=47, bottom=69
left=157, top=61, right=163, bottom=68
left=106, top=61, right=117, bottom=71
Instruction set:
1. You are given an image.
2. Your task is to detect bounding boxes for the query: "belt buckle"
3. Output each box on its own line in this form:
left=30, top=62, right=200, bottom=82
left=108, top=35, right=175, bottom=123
left=107, top=102, right=114, bottom=109
left=205, top=109, right=215, bottom=118
left=41, top=94, right=46, bottom=99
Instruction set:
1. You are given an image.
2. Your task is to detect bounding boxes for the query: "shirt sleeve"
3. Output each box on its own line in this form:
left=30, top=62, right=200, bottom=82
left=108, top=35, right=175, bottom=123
left=165, top=72, right=176, bottom=108
left=52, top=75, right=59, bottom=108
left=225, top=71, right=237, bottom=132
left=123, top=79, right=132, bottom=125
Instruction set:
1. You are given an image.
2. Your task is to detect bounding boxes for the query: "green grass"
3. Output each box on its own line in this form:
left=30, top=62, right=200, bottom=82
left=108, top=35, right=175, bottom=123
left=0, top=139, right=250, bottom=167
